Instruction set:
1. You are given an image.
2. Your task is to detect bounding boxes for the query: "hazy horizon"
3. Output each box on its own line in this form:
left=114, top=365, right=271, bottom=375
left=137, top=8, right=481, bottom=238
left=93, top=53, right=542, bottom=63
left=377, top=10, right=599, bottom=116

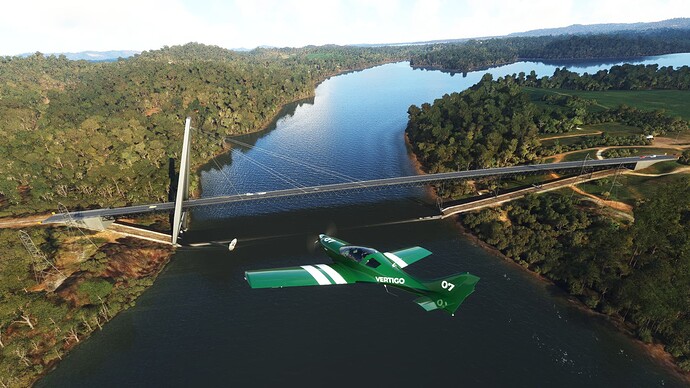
left=2, top=0, right=689, bottom=56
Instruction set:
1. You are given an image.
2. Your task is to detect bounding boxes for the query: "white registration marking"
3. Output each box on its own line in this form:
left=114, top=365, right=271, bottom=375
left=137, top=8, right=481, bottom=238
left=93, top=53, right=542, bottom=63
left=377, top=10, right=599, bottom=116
left=316, top=264, right=347, bottom=284
left=384, top=252, right=408, bottom=268
left=441, top=280, right=455, bottom=291
left=301, top=265, right=331, bottom=285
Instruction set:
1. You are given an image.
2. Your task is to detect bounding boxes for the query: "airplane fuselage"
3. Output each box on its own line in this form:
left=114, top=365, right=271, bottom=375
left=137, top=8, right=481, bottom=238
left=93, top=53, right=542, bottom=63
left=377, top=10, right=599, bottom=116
left=318, top=234, right=427, bottom=292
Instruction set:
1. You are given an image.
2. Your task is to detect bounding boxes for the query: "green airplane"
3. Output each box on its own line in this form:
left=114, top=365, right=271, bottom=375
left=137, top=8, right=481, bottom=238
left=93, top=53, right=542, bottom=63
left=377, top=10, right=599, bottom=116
left=245, top=234, right=479, bottom=315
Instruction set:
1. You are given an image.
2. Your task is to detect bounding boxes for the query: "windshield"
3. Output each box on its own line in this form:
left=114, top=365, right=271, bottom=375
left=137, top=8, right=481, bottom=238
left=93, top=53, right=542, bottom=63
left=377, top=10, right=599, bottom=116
left=339, top=246, right=378, bottom=262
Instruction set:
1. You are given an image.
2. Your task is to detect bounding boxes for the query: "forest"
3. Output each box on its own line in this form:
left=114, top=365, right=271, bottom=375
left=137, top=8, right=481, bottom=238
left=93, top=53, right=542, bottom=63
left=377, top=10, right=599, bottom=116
left=410, top=29, right=690, bottom=73
left=0, top=227, right=173, bottom=387
left=462, top=185, right=690, bottom=371
left=405, top=63, right=690, bottom=371
left=3, top=37, right=689, bottom=218
left=0, top=43, right=409, bottom=216
left=518, top=63, right=690, bottom=90
left=2, top=34, right=690, bottom=381
left=406, top=66, right=690, bottom=174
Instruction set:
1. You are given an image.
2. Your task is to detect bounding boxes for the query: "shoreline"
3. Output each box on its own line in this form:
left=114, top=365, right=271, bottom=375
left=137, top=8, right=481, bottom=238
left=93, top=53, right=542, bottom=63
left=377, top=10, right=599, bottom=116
left=191, top=59, right=404, bottom=194
left=451, top=218, right=690, bottom=384
left=410, top=51, right=690, bottom=75
left=405, top=127, right=689, bottom=382
left=0, top=229, right=176, bottom=387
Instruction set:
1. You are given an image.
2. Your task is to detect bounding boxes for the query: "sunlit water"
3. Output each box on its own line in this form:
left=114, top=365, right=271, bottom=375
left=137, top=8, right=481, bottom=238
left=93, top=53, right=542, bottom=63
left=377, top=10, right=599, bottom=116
left=38, top=53, right=690, bottom=387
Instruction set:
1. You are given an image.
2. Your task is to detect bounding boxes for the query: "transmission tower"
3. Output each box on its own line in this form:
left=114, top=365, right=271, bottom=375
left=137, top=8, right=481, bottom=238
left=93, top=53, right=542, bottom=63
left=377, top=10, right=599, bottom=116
left=607, top=162, right=626, bottom=200
left=57, top=202, right=97, bottom=248
left=18, top=230, right=65, bottom=282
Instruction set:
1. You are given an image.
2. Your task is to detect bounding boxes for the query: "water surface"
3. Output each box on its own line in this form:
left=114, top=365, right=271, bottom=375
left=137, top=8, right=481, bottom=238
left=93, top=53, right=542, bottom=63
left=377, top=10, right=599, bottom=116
left=39, top=54, right=690, bottom=387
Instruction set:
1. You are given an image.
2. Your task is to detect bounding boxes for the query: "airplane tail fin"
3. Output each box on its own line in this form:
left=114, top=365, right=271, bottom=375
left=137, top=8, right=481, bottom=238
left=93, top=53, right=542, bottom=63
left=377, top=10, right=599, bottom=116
left=415, top=273, right=479, bottom=315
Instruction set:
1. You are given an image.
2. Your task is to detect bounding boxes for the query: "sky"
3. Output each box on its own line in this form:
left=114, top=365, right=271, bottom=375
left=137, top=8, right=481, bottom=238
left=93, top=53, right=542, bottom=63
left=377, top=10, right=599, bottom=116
left=1, top=0, right=688, bottom=56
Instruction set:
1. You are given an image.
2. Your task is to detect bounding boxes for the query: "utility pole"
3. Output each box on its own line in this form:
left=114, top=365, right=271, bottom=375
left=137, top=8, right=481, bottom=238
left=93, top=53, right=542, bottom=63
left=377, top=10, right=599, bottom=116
left=570, top=153, right=590, bottom=201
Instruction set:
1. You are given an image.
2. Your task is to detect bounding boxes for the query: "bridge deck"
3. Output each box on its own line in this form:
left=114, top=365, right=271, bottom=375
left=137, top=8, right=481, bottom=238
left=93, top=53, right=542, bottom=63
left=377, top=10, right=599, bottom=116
left=42, top=155, right=676, bottom=223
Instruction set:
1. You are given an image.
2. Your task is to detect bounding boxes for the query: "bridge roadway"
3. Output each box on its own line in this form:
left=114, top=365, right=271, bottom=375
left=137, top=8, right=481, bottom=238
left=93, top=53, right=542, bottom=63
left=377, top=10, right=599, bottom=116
left=43, top=155, right=676, bottom=224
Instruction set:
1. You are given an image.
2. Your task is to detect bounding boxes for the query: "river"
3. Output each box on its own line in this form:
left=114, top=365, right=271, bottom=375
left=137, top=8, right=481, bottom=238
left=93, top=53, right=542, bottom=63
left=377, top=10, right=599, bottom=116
left=38, top=53, right=690, bottom=387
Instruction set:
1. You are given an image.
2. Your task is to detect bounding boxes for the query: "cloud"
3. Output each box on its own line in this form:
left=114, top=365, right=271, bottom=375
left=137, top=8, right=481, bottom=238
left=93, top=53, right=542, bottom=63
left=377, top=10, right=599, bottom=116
left=0, top=0, right=687, bottom=55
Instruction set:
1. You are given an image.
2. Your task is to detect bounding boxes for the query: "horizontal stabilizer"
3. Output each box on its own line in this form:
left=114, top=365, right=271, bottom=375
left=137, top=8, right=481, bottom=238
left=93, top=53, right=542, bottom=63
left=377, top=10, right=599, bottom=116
left=414, top=296, right=439, bottom=312
left=422, top=273, right=480, bottom=315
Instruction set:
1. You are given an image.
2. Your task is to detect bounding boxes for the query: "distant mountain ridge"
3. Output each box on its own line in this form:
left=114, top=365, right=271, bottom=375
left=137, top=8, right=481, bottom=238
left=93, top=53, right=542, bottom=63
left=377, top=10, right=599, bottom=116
left=509, top=18, right=690, bottom=37
left=19, top=50, right=139, bottom=61
left=14, top=18, right=690, bottom=59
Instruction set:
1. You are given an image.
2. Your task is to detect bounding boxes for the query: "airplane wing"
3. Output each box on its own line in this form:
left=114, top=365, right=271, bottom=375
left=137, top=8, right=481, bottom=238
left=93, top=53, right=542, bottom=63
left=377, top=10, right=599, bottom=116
left=383, top=246, right=432, bottom=268
left=245, top=263, right=364, bottom=288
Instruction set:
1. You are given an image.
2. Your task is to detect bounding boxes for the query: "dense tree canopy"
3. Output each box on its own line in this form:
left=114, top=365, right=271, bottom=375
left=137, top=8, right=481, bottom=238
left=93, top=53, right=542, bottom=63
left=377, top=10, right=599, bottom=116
left=521, top=64, right=690, bottom=90
left=461, top=181, right=690, bottom=370
left=410, top=29, right=690, bottom=73
left=0, top=43, right=410, bottom=216
left=406, top=74, right=541, bottom=172
left=406, top=66, right=689, bottom=174
left=407, top=63, right=690, bottom=371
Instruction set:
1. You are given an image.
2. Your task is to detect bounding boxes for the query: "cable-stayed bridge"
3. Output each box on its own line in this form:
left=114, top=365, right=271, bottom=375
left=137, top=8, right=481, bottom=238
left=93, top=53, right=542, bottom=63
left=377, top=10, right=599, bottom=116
left=42, top=118, right=677, bottom=245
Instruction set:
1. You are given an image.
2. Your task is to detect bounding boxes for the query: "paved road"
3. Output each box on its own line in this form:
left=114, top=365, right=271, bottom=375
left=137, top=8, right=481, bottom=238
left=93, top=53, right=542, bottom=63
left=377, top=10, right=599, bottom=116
left=43, top=155, right=676, bottom=223
left=440, top=169, right=625, bottom=218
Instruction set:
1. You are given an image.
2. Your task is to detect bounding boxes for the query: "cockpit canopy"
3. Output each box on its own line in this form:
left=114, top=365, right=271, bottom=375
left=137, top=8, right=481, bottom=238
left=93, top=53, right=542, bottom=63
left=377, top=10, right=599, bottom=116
left=339, top=246, right=378, bottom=262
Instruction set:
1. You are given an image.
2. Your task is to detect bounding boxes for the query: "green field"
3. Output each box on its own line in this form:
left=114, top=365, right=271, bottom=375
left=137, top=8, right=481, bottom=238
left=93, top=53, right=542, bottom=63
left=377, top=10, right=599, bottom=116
left=578, top=175, right=637, bottom=204
left=524, top=87, right=690, bottom=120
left=602, top=147, right=680, bottom=158
left=581, top=122, right=643, bottom=136
left=539, top=123, right=644, bottom=149
left=578, top=171, right=690, bottom=206
left=634, top=160, right=685, bottom=174
left=561, top=150, right=598, bottom=162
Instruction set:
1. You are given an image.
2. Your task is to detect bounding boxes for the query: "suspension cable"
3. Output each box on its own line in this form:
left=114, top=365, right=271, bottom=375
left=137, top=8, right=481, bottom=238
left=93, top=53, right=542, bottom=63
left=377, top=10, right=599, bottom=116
left=233, top=151, right=309, bottom=193
left=224, top=137, right=364, bottom=186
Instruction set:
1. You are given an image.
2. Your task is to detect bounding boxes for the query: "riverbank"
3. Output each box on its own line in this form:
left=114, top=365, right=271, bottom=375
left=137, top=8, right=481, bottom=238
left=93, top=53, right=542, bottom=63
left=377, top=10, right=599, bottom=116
left=405, top=118, right=688, bottom=379
left=0, top=227, right=174, bottom=387
left=3, top=59, right=404, bottom=387
left=452, top=215, right=690, bottom=384
left=191, top=60, right=403, bottom=197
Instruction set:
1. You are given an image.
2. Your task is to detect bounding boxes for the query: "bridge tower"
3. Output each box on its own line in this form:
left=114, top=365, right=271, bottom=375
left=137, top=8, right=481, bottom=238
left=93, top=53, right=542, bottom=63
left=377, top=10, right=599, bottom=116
left=171, top=117, right=192, bottom=246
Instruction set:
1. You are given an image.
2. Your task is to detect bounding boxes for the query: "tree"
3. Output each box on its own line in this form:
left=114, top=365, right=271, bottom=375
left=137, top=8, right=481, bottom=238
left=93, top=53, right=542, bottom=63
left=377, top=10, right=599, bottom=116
left=680, top=149, right=690, bottom=165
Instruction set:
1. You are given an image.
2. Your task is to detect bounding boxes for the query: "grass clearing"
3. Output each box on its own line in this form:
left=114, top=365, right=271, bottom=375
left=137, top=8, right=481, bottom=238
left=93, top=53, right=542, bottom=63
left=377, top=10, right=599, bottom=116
left=577, top=169, right=690, bottom=206
left=581, top=122, right=643, bottom=136
left=541, top=135, right=595, bottom=148
left=634, top=160, right=684, bottom=174
left=524, top=87, right=690, bottom=120
left=561, top=150, right=598, bottom=162
left=602, top=147, right=679, bottom=158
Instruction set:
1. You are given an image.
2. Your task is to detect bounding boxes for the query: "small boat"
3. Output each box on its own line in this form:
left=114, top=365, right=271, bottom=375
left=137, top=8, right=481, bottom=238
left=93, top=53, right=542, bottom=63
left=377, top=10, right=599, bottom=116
left=228, top=238, right=238, bottom=252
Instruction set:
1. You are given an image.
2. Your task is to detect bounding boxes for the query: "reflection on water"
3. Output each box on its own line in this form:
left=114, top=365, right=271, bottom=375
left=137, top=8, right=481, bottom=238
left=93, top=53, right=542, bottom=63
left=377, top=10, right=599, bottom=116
left=38, top=54, right=690, bottom=388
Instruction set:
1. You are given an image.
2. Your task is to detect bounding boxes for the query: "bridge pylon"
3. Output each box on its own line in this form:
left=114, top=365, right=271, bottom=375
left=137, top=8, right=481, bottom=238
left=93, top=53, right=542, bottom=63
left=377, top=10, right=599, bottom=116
left=172, top=117, right=192, bottom=246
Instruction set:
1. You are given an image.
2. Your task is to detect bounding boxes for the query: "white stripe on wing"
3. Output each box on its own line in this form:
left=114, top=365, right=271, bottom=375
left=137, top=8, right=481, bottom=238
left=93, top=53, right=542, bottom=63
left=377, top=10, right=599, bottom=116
left=384, top=252, right=408, bottom=268
left=301, top=265, right=332, bottom=285
left=316, top=264, right=347, bottom=284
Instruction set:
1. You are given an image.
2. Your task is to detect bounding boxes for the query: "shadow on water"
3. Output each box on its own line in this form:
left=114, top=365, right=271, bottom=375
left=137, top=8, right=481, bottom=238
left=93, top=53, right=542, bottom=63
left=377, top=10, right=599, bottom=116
left=537, top=57, right=650, bottom=68
left=168, top=157, right=178, bottom=226
left=198, top=97, right=316, bottom=174
left=36, top=56, right=690, bottom=388
left=182, top=196, right=439, bottom=245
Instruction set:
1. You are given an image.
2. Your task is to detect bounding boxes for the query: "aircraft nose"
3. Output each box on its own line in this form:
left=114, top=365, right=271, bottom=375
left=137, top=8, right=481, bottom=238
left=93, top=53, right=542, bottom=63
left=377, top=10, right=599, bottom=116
left=319, top=234, right=326, bottom=240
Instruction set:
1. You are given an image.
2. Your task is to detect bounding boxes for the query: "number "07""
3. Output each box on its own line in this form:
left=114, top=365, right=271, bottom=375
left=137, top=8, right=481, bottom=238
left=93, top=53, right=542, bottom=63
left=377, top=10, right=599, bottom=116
left=441, top=280, right=455, bottom=291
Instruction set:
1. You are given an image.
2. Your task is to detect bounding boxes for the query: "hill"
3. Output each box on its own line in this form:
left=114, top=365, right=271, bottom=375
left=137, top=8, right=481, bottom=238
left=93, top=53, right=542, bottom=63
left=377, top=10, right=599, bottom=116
left=18, top=50, right=140, bottom=62
left=509, top=18, right=690, bottom=37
